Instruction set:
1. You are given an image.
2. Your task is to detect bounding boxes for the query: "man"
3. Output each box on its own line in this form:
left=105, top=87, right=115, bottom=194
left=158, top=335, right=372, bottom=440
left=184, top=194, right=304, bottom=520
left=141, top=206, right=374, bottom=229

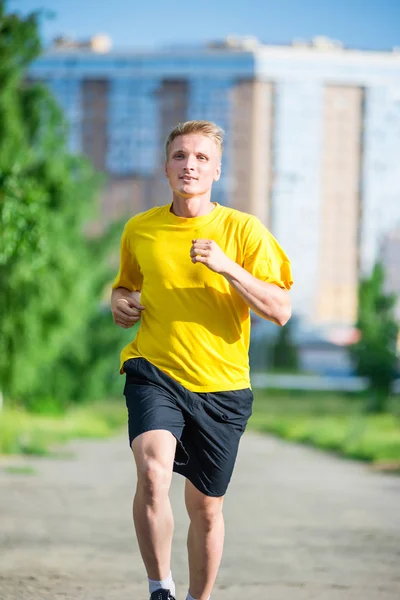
left=111, top=120, right=293, bottom=600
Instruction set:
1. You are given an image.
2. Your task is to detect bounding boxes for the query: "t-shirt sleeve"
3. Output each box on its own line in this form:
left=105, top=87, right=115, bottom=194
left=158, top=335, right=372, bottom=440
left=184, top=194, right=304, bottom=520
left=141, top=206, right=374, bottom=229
left=243, top=218, right=293, bottom=290
left=112, top=223, right=143, bottom=291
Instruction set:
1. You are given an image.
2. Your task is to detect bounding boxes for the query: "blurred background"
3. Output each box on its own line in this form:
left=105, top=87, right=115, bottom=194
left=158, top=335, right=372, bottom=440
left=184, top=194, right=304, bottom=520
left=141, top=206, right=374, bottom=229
left=1, top=0, right=399, bottom=463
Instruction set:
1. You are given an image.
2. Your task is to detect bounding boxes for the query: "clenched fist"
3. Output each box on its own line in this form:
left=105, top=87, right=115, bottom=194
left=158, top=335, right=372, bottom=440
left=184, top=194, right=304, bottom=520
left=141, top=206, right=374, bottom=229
left=111, top=290, right=145, bottom=329
left=190, top=239, right=233, bottom=274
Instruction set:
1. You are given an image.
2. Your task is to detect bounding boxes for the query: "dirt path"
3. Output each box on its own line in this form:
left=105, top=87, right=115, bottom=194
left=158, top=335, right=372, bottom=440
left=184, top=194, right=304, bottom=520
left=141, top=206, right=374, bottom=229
left=1, top=431, right=400, bottom=600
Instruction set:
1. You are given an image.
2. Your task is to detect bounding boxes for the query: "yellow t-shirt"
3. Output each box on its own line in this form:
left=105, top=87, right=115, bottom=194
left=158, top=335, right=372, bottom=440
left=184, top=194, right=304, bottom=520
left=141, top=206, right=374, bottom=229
left=112, top=202, right=293, bottom=392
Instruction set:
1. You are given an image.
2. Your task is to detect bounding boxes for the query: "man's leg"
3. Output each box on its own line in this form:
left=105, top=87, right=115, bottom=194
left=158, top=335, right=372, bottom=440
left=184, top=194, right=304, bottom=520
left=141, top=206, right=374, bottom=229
left=132, top=430, right=177, bottom=583
left=185, top=479, right=225, bottom=600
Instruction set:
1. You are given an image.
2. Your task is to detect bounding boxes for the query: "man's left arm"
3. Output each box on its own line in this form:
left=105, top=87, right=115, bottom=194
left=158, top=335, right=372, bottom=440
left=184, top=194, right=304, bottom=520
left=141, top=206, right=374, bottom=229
left=190, top=239, right=291, bottom=326
left=222, top=260, right=291, bottom=326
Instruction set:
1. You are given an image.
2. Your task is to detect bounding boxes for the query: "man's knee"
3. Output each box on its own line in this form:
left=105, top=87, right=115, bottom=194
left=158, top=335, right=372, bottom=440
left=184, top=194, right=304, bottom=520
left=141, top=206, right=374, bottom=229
left=187, top=494, right=224, bottom=532
left=136, top=458, right=172, bottom=503
left=132, top=430, right=176, bottom=504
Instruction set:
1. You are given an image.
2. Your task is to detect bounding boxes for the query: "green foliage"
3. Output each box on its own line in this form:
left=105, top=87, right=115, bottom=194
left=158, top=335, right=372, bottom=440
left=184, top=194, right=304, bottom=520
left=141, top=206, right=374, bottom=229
left=270, top=318, right=299, bottom=372
left=350, top=263, right=399, bottom=413
left=0, top=3, right=131, bottom=409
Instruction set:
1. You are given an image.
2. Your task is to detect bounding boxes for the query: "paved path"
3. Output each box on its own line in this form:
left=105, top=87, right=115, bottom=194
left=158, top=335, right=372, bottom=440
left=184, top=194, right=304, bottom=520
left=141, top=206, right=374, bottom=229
left=1, top=432, right=400, bottom=600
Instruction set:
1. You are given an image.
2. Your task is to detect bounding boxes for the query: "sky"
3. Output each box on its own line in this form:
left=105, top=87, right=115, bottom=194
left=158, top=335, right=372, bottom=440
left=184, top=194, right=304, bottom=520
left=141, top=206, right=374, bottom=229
left=7, top=0, right=400, bottom=52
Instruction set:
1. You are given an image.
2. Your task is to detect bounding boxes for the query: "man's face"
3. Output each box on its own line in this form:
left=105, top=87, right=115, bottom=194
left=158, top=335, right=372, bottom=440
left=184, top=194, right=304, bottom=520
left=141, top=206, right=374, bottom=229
left=165, top=134, right=221, bottom=197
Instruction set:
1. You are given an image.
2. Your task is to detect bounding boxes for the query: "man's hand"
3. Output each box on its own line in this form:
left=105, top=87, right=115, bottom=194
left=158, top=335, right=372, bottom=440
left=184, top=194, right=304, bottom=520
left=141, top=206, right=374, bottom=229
left=190, top=239, right=233, bottom=274
left=111, top=289, right=145, bottom=329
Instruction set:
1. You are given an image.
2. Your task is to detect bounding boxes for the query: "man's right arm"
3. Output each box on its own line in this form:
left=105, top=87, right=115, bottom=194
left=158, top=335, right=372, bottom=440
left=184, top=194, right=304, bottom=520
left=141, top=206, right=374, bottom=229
left=111, top=287, right=145, bottom=329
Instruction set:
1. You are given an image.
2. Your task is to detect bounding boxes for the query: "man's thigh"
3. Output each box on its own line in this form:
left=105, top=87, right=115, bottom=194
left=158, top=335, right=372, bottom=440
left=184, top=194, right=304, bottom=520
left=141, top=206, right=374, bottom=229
left=174, top=388, right=253, bottom=497
left=124, top=359, right=185, bottom=437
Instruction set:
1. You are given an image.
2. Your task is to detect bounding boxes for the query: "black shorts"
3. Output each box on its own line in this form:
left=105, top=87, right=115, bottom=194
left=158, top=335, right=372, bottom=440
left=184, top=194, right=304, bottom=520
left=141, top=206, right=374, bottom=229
left=123, top=357, right=253, bottom=497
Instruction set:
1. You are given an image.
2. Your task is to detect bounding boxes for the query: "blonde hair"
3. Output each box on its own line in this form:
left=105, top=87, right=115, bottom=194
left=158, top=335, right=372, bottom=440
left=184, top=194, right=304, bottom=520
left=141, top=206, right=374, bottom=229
left=165, top=120, right=224, bottom=159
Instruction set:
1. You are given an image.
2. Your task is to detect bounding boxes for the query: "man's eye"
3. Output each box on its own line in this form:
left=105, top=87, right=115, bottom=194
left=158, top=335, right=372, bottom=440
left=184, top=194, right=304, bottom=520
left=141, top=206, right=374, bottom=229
left=174, top=154, right=184, bottom=159
left=198, top=155, right=207, bottom=160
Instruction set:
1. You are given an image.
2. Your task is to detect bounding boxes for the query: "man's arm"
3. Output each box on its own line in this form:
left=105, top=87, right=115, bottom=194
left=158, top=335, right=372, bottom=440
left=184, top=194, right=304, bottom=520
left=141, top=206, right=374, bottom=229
left=111, top=287, right=145, bottom=329
left=190, top=239, right=291, bottom=326
left=221, top=262, right=291, bottom=326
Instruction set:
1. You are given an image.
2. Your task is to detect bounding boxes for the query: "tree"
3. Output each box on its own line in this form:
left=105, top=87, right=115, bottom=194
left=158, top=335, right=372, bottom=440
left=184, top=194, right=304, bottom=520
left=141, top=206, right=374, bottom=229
left=0, top=2, right=127, bottom=409
left=350, top=262, right=399, bottom=413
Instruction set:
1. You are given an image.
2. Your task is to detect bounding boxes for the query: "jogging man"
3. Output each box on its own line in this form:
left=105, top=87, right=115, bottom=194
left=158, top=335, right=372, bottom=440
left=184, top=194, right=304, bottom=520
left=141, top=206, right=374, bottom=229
left=111, top=120, right=293, bottom=600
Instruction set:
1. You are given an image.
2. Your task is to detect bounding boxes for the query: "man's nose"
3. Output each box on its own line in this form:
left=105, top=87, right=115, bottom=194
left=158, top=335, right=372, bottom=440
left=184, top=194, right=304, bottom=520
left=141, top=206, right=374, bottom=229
left=183, top=156, right=195, bottom=170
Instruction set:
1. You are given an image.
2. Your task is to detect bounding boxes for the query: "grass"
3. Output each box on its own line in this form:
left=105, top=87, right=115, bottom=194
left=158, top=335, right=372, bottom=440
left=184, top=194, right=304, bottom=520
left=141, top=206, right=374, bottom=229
left=0, top=400, right=127, bottom=456
left=3, top=465, right=37, bottom=475
left=249, top=389, right=400, bottom=466
left=2, top=390, right=400, bottom=468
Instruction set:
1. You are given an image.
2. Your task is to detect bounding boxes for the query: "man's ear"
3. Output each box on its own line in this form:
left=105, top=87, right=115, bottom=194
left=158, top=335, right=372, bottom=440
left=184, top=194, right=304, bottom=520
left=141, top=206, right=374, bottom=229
left=165, top=161, right=169, bottom=178
left=214, top=163, right=221, bottom=182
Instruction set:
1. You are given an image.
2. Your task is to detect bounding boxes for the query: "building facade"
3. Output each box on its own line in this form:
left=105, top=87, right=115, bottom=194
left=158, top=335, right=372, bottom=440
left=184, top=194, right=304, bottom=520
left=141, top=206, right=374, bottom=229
left=28, top=37, right=400, bottom=326
left=381, top=227, right=400, bottom=322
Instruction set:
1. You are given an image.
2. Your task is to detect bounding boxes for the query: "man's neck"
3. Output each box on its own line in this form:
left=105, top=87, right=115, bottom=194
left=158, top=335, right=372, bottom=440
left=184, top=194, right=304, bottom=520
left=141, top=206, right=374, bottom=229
left=170, top=195, right=215, bottom=218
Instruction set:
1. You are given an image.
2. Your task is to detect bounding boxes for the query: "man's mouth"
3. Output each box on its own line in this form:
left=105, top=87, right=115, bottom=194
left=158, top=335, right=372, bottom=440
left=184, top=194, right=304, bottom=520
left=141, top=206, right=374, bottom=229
left=180, top=176, right=197, bottom=181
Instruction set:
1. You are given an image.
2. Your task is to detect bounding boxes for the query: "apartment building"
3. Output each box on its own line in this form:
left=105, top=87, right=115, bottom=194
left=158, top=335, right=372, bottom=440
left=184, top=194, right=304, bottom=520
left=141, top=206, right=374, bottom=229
left=28, top=35, right=400, bottom=326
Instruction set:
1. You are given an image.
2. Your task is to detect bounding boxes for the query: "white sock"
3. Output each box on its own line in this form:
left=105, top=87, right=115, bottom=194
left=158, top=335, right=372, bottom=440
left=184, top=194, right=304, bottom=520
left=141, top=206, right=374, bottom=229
left=148, top=571, right=175, bottom=596
left=186, top=593, right=210, bottom=600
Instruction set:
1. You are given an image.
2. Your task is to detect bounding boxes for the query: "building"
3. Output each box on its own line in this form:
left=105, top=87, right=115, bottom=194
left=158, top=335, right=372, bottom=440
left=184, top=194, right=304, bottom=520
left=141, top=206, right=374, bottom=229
left=28, top=35, right=400, bottom=326
left=381, top=227, right=400, bottom=322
